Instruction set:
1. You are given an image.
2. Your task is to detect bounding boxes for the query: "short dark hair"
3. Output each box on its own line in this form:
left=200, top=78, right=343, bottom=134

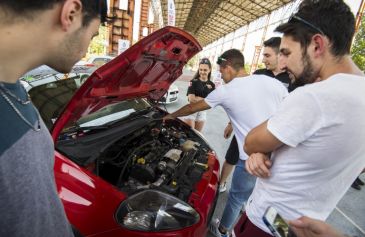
left=263, top=37, right=281, bottom=54
left=275, top=0, right=355, bottom=57
left=217, top=49, right=245, bottom=71
left=0, top=0, right=107, bottom=26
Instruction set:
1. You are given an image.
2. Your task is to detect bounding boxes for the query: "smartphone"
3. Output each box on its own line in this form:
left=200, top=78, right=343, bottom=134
left=262, top=206, right=296, bottom=237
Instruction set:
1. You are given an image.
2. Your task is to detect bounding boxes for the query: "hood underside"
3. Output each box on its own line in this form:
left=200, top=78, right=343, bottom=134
left=52, top=26, right=201, bottom=141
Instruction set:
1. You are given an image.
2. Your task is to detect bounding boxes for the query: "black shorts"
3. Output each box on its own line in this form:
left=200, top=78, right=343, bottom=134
left=225, top=135, right=239, bottom=165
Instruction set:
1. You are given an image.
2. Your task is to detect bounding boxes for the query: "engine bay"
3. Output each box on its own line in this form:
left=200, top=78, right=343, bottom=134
left=57, top=109, right=212, bottom=202
left=95, top=121, right=210, bottom=201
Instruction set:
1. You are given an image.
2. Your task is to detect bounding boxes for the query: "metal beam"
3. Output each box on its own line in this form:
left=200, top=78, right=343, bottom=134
left=225, top=1, right=260, bottom=19
left=184, top=0, right=224, bottom=34
left=247, top=0, right=271, bottom=13
left=198, top=23, right=229, bottom=36
left=215, top=6, right=249, bottom=26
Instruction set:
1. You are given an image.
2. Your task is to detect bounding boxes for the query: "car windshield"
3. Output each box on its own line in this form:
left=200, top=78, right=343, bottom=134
left=28, top=75, right=84, bottom=130
left=28, top=75, right=152, bottom=131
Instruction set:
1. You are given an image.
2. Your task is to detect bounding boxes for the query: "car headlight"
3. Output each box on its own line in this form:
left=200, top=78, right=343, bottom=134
left=115, top=190, right=200, bottom=231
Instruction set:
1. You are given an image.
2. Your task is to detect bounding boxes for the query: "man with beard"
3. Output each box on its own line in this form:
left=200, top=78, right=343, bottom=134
left=234, top=0, right=365, bottom=236
left=0, top=1, right=106, bottom=236
left=254, top=37, right=293, bottom=92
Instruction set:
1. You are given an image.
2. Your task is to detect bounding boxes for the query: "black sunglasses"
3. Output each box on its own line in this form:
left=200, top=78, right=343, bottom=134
left=200, top=58, right=211, bottom=65
left=288, top=15, right=325, bottom=35
left=216, top=57, right=228, bottom=66
left=98, top=0, right=116, bottom=25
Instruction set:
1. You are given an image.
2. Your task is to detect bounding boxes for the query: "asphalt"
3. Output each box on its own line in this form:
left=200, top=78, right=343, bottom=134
left=162, top=71, right=365, bottom=237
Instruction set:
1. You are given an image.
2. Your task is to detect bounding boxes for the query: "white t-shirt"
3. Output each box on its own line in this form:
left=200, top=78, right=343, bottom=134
left=246, top=73, right=365, bottom=234
left=205, top=75, right=288, bottom=160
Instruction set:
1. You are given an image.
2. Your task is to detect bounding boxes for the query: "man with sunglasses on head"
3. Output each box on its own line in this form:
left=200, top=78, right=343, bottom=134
left=0, top=1, right=107, bottom=236
left=239, top=0, right=365, bottom=236
left=164, top=49, right=288, bottom=237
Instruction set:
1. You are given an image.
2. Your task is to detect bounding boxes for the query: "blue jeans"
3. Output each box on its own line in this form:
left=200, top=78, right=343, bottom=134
left=220, top=159, right=256, bottom=230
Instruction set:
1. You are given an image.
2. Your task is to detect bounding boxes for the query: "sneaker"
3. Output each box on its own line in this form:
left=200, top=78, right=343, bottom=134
left=219, top=182, right=227, bottom=193
left=355, top=177, right=365, bottom=186
left=208, top=219, right=236, bottom=237
left=209, top=219, right=229, bottom=237
left=352, top=181, right=361, bottom=190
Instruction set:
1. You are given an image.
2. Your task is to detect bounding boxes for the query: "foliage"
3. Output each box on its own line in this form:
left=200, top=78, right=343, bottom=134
left=186, top=55, right=198, bottom=70
left=244, top=64, right=251, bottom=73
left=87, top=26, right=108, bottom=56
left=351, top=14, right=365, bottom=71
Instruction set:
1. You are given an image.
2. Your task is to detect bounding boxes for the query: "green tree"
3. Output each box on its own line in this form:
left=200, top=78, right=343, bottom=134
left=186, top=55, right=198, bottom=70
left=87, top=26, right=108, bottom=56
left=351, top=14, right=365, bottom=71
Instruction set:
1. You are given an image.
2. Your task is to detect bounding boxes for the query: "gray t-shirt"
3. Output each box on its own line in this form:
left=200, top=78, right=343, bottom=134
left=0, top=81, right=73, bottom=237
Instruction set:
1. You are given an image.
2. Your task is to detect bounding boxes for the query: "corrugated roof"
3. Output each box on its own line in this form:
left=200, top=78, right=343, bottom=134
left=161, top=0, right=293, bottom=46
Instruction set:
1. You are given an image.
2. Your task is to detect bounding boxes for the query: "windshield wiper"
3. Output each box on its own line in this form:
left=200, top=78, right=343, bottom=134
left=62, top=124, right=110, bottom=134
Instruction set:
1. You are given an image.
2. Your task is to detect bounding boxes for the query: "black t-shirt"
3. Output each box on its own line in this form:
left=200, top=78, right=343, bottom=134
left=187, top=78, right=215, bottom=98
left=253, top=68, right=296, bottom=92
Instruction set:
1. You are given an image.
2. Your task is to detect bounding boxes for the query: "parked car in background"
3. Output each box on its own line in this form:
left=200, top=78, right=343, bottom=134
left=21, top=64, right=96, bottom=91
left=77, top=55, right=114, bottom=68
left=160, top=82, right=179, bottom=104
left=24, top=27, right=220, bottom=237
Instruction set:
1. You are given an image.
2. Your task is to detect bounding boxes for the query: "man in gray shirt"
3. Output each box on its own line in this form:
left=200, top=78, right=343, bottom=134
left=0, top=1, right=105, bottom=236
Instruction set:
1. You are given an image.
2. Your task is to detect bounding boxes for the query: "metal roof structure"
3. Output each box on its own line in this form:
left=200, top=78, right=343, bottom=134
left=161, top=0, right=293, bottom=46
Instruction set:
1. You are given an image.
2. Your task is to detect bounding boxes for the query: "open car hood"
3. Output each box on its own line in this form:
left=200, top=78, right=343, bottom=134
left=52, top=26, right=201, bottom=141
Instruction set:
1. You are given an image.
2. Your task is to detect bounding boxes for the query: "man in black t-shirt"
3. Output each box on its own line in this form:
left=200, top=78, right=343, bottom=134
left=254, top=37, right=295, bottom=92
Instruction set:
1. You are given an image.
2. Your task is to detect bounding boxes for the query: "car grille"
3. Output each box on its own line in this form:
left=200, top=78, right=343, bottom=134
left=169, top=97, right=177, bottom=102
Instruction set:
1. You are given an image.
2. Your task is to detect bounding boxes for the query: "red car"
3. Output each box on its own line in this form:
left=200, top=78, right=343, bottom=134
left=27, top=27, right=220, bottom=237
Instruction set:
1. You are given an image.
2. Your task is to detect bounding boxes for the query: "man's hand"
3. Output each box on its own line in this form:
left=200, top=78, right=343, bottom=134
left=289, top=216, right=346, bottom=237
left=163, top=100, right=211, bottom=124
left=163, top=114, right=175, bottom=123
left=246, top=152, right=272, bottom=178
left=244, top=121, right=283, bottom=155
left=224, top=123, right=233, bottom=139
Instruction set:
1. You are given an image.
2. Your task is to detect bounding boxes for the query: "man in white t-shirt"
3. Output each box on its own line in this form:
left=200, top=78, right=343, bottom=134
left=237, top=0, right=365, bottom=236
left=163, top=49, right=288, bottom=237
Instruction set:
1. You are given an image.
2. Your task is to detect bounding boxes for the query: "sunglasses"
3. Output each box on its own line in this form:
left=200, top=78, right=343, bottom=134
left=216, top=56, right=228, bottom=65
left=98, top=0, right=117, bottom=25
left=200, top=58, right=211, bottom=65
left=288, top=15, right=325, bottom=35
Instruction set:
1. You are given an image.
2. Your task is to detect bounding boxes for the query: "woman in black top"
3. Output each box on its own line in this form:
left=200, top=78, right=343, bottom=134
left=183, top=58, right=215, bottom=132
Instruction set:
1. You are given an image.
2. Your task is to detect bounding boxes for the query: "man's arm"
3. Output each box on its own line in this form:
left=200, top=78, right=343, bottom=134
left=163, top=100, right=211, bottom=121
left=244, top=120, right=283, bottom=156
left=223, top=122, right=233, bottom=139
left=244, top=121, right=283, bottom=178
left=188, top=94, right=204, bottom=103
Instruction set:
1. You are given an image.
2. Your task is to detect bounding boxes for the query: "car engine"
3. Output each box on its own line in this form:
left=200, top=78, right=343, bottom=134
left=94, top=121, right=211, bottom=201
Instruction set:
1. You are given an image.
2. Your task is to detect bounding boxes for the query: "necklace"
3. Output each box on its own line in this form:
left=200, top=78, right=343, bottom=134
left=0, top=82, right=30, bottom=105
left=0, top=90, right=41, bottom=131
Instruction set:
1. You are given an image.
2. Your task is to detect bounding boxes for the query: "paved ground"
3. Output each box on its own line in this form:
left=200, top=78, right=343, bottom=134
left=163, top=71, right=365, bottom=237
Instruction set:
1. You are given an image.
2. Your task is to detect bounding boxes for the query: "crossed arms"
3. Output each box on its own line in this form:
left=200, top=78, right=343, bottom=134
left=244, top=120, right=283, bottom=178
